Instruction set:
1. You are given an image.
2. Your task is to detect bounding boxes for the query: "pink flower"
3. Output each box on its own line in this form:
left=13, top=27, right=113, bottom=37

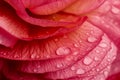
left=0, top=0, right=120, bottom=80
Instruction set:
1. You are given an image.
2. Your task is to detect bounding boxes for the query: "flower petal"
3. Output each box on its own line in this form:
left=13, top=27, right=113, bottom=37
left=63, top=0, right=105, bottom=15
left=0, top=21, right=103, bottom=60
left=43, top=34, right=117, bottom=79
left=88, top=0, right=120, bottom=45
left=0, top=1, right=86, bottom=40
left=0, top=27, right=18, bottom=47
left=5, top=0, right=86, bottom=27
left=22, top=0, right=77, bottom=15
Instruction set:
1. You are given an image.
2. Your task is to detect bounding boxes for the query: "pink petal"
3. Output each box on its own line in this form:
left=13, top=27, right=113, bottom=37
left=0, top=27, right=18, bottom=47
left=3, top=64, right=43, bottom=80
left=0, top=21, right=103, bottom=60
left=43, top=34, right=117, bottom=79
left=63, top=0, right=105, bottom=15
left=0, top=1, right=86, bottom=40
left=22, top=0, right=77, bottom=15
left=5, top=0, right=86, bottom=27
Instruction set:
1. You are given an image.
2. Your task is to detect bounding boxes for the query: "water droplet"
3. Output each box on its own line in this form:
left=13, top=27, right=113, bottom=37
left=46, top=55, right=50, bottom=58
left=66, top=56, right=73, bottom=61
left=0, top=39, right=2, bottom=44
left=113, top=56, right=116, bottom=60
left=14, top=55, right=19, bottom=58
left=94, top=57, right=99, bottom=61
left=33, top=69, right=38, bottom=72
left=91, top=31, right=94, bottom=34
left=96, top=50, right=100, bottom=53
left=111, top=6, right=120, bottom=14
left=107, top=66, right=111, bottom=69
left=74, top=44, right=79, bottom=47
left=54, top=38, right=58, bottom=42
left=99, top=43, right=107, bottom=48
left=36, top=55, right=39, bottom=58
left=96, top=69, right=100, bottom=71
left=107, top=58, right=111, bottom=62
left=56, top=64, right=63, bottom=68
left=31, top=53, right=36, bottom=59
left=79, top=40, right=82, bottom=43
left=56, top=47, right=71, bottom=55
left=87, top=36, right=97, bottom=42
left=3, top=52, right=6, bottom=55
left=73, top=51, right=79, bottom=55
left=71, top=66, right=76, bottom=70
left=83, top=56, right=93, bottom=65
left=86, top=33, right=89, bottom=35
left=76, top=68, right=85, bottom=74
left=104, top=71, right=109, bottom=77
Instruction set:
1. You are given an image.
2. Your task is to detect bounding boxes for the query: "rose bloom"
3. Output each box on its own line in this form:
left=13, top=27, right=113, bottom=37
left=0, top=0, right=120, bottom=80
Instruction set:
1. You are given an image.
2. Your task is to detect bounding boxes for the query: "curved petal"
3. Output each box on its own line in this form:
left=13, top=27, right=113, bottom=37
left=88, top=0, right=120, bottom=45
left=0, top=1, right=86, bottom=40
left=5, top=0, right=86, bottom=27
left=43, top=35, right=117, bottom=79
left=0, top=27, right=18, bottom=47
left=63, top=0, right=105, bottom=15
left=22, top=0, right=77, bottom=15
left=0, top=21, right=103, bottom=60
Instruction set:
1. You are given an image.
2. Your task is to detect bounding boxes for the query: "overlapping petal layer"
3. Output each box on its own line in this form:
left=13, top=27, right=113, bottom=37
left=0, top=0, right=119, bottom=80
left=0, top=21, right=103, bottom=60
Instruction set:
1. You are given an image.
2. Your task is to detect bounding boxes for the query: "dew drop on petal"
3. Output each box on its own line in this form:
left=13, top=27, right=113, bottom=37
left=76, top=68, right=85, bottom=74
left=0, top=39, right=2, bottom=44
left=33, top=69, right=38, bottom=73
left=56, top=47, right=71, bottom=55
left=104, top=71, right=109, bottom=77
left=74, top=44, right=79, bottom=47
left=56, top=64, right=63, bottom=68
left=83, top=56, right=93, bottom=65
left=96, top=69, right=100, bottom=71
left=111, top=6, right=120, bottom=14
left=73, top=51, right=79, bottom=55
left=94, top=57, right=99, bottom=61
left=107, top=58, right=111, bottom=62
left=3, top=52, right=6, bottom=56
left=99, top=43, right=107, bottom=48
left=87, top=36, right=97, bottom=42
left=71, top=66, right=76, bottom=70
left=14, top=55, right=20, bottom=58
left=31, top=53, right=36, bottom=59
left=46, top=55, right=50, bottom=58
left=79, top=40, right=82, bottom=43
left=96, top=50, right=100, bottom=53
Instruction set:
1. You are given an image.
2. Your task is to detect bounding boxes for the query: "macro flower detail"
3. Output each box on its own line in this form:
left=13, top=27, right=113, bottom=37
left=0, top=0, right=120, bottom=80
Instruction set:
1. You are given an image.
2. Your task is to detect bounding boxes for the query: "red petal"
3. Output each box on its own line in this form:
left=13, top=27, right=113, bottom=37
left=5, top=0, right=86, bottom=27
left=0, top=27, right=18, bottom=47
left=3, top=64, right=43, bottom=80
left=0, top=1, right=86, bottom=40
left=43, top=34, right=117, bottom=79
left=0, top=21, right=103, bottom=60
left=106, top=73, right=120, bottom=80
left=88, top=0, right=120, bottom=45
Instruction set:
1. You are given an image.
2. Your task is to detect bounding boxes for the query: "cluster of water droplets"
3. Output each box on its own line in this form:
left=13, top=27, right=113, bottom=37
left=30, top=53, right=39, bottom=59
left=56, top=47, right=71, bottom=56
